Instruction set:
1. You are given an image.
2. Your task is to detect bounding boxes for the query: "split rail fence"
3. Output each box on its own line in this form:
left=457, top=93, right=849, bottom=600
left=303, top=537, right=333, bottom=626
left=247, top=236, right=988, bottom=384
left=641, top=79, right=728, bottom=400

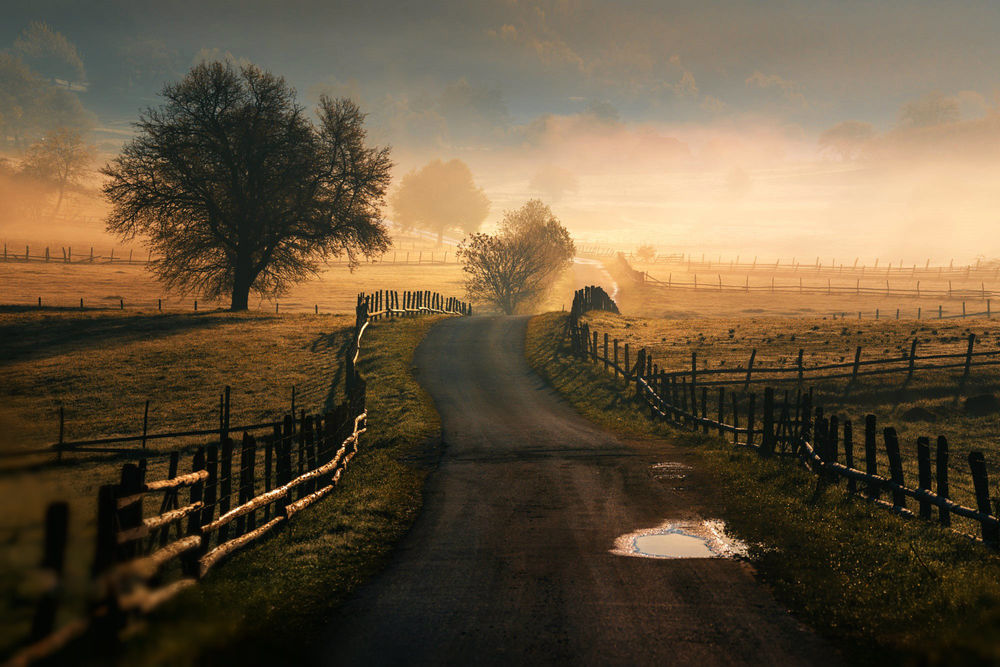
left=7, top=289, right=470, bottom=666
left=568, top=286, right=1000, bottom=551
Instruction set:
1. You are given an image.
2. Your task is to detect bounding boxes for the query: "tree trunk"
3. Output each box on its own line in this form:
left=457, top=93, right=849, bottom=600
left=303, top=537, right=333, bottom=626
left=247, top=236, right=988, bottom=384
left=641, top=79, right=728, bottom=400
left=230, top=252, right=252, bottom=311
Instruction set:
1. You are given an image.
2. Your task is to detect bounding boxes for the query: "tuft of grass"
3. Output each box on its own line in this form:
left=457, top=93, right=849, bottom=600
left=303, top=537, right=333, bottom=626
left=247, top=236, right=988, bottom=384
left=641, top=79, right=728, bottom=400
left=527, top=311, right=1000, bottom=666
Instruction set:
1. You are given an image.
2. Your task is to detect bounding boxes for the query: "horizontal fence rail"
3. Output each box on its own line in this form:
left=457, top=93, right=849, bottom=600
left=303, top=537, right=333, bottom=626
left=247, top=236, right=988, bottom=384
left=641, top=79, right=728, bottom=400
left=7, top=289, right=470, bottom=666
left=576, top=245, right=1000, bottom=280
left=566, top=286, right=1000, bottom=554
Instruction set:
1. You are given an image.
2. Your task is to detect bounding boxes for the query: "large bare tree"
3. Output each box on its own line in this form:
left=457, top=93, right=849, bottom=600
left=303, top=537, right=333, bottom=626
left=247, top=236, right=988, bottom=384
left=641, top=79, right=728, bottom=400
left=458, top=199, right=574, bottom=314
left=103, top=61, right=392, bottom=310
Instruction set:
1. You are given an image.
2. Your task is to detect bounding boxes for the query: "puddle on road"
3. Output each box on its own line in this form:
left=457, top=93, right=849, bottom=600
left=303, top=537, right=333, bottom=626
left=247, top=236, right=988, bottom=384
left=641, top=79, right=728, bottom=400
left=650, top=461, right=692, bottom=481
left=612, top=520, right=748, bottom=560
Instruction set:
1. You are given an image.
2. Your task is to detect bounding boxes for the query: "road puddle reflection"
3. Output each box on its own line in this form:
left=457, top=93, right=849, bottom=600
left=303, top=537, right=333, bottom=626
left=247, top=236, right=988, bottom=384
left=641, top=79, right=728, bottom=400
left=612, top=520, right=747, bottom=560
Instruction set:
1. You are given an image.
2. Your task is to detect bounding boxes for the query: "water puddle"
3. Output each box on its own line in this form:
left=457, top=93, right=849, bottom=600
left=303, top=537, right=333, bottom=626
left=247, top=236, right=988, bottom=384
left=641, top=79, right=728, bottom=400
left=612, top=520, right=748, bottom=560
left=650, top=461, right=692, bottom=480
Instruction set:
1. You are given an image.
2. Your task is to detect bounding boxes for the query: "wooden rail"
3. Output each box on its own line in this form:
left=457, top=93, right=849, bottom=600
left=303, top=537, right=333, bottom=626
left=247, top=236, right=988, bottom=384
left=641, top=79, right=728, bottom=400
left=7, top=289, right=469, bottom=666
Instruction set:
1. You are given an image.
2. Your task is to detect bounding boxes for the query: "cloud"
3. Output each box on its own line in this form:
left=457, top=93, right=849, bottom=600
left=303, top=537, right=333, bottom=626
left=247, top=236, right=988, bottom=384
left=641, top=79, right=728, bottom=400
left=818, top=120, right=876, bottom=160
left=191, top=48, right=252, bottom=69
left=897, top=91, right=960, bottom=128
left=700, top=95, right=727, bottom=114
left=745, top=70, right=808, bottom=110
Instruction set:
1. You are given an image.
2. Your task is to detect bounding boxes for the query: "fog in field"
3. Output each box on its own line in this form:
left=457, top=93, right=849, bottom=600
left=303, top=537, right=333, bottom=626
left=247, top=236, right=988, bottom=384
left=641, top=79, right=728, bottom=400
left=3, top=1, right=1000, bottom=263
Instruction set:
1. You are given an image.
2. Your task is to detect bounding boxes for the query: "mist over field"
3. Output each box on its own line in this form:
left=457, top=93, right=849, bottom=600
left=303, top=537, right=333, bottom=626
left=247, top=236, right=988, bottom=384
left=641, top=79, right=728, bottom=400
left=3, top=1, right=1000, bottom=261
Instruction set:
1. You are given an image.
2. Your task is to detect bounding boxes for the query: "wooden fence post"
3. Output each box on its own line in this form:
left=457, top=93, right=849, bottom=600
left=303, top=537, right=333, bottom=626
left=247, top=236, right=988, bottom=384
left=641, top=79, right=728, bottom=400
left=717, top=387, right=725, bottom=437
left=761, top=387, right=775, bottom=455
left=731, top=391, right=740, bottom=445
left=850, top=346, right=862, bottom=385
left=936, top=436, right=950, bottom=527
left=884, top=428, right=906, bottom=510
left=183, top=447, right=206, bottom=576
left=117, top=463, right=145, bottom=561
left=30, top=502, right=69, bottom=640
left=962, top=333, right=976, bottom=387
left=746, top=393, right=756, bottom=447
left=200, top=443, right=219, bottom=548
left=217, top=438, right=234, bottom=542
left=969, top=451, right=999, bottom=548
left=843, top=420, right=855, bottom=494
left=917, top=437, right=932, bottom=520
left=865, top=415, right=879, bottom=500
left=744, top=349, right=756, bottom=390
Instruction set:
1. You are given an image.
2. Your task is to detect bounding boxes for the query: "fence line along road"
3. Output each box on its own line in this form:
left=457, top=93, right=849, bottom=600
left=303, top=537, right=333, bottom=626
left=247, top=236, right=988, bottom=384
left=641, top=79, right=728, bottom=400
left=567, top=285, right=1000, bottom=555
left=7, top=289, right=469, bottom=667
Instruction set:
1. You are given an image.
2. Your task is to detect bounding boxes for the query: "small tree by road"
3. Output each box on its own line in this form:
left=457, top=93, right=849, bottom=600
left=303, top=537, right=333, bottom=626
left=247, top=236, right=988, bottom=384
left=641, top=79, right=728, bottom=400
left=103, top=61, right=392, bottom=311
left=458, top=199, right=574, bottom=314
left=391, top=158, right=489, bottom=246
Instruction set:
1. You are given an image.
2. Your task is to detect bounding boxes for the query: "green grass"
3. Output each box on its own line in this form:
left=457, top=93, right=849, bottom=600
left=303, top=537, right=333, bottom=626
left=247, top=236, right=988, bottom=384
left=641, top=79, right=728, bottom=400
left=0, top=310, right=443, bottom=664
left=527, top=311, right=1000, bottom=666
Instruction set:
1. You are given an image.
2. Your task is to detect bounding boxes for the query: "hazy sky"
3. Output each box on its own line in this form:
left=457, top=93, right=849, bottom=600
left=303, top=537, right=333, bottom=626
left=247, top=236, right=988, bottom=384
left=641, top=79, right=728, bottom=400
left=5, top=0, right=1000, bottom=260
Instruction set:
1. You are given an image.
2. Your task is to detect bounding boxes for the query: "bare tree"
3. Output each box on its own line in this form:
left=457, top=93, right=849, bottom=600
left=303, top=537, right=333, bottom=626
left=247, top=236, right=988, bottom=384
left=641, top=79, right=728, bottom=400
left=21, top=127, right=94, bottom=217
left=391, top=158, right=489, bottom=245
left=458, top=199, right=574, bottom=314
left=103, top=61, right=392, bottom=311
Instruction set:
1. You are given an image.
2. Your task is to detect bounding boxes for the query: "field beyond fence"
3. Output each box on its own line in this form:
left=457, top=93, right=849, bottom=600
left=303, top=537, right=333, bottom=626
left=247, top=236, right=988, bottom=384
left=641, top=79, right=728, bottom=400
left=566, top=285, right=1000, bottom=552
left=5, top=289, right=469, bottom=666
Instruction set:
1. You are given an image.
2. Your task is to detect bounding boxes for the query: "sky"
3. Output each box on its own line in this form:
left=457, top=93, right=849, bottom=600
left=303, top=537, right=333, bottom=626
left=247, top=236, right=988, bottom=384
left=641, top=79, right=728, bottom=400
left=4, top=0, right=1000, bottom=261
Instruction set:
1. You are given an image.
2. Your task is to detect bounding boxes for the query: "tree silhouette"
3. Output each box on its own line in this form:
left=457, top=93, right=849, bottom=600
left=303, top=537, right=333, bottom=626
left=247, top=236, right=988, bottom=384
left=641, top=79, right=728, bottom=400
left=391, top=158, right=489, bottom=245
left=103, top=61, right=392, bottom=310
left=21, top=127, right=94, bottom=217
left=458, top=199, right=574, bottom=314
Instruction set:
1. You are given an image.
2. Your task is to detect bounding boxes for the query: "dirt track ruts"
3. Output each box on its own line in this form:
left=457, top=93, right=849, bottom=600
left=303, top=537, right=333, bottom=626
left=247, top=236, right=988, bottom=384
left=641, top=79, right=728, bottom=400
left=319, top=315, right=839, bottom=666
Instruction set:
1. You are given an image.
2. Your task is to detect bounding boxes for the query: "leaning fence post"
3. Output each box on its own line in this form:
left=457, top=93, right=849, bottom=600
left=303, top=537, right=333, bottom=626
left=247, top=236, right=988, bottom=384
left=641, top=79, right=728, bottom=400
left=884, top=428, right=906, bottom=511
left=969, top=451, right=999, bottom=548
left=962, top=333, right=976, bottom=388
left=917, top=437, right=932, bottom=520
left=843, top=420, right=855, bottom=494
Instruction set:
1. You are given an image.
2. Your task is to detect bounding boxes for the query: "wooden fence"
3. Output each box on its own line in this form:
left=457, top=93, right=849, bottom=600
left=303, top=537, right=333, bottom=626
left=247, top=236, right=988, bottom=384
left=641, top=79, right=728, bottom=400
left=576, top=245, right=1000, bottom=280
left=1, top=244, right=461, bottom=267
left=567, top=287, right=1000, bottom=550
left=7, top=290, right=469, bottom=666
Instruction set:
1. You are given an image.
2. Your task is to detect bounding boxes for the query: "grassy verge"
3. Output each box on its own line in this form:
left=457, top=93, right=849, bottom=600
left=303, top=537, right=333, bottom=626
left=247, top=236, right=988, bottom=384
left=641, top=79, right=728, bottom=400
left=527, top=311, right=1000, bottom=666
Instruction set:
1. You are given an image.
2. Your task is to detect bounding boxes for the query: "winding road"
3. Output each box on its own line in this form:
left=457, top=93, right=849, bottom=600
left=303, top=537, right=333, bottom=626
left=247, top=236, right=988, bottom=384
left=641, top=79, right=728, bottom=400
left=320, top=316, right=838, bottom=666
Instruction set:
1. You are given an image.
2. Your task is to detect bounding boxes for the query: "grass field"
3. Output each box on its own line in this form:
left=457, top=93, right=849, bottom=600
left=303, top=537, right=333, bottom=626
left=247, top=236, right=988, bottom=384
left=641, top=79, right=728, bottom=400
left=612, top=258, right=999, bottom=320
left=527, top=311, right=1000, bottom=666
left=577, top=309, right=1000, bottom=530
left=0, top=309, right=444, bottom=662
left=0, top=258, right=467, bottom=313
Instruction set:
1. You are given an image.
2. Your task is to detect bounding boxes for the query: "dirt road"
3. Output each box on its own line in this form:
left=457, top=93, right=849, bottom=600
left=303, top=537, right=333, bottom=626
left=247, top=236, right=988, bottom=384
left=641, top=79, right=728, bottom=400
left=320, top=316, right=837, bottom=666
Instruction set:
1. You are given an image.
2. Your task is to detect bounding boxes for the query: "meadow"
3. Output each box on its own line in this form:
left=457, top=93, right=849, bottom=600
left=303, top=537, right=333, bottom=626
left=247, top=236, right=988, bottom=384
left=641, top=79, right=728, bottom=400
left=0, top=302, right=447, bottom=661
